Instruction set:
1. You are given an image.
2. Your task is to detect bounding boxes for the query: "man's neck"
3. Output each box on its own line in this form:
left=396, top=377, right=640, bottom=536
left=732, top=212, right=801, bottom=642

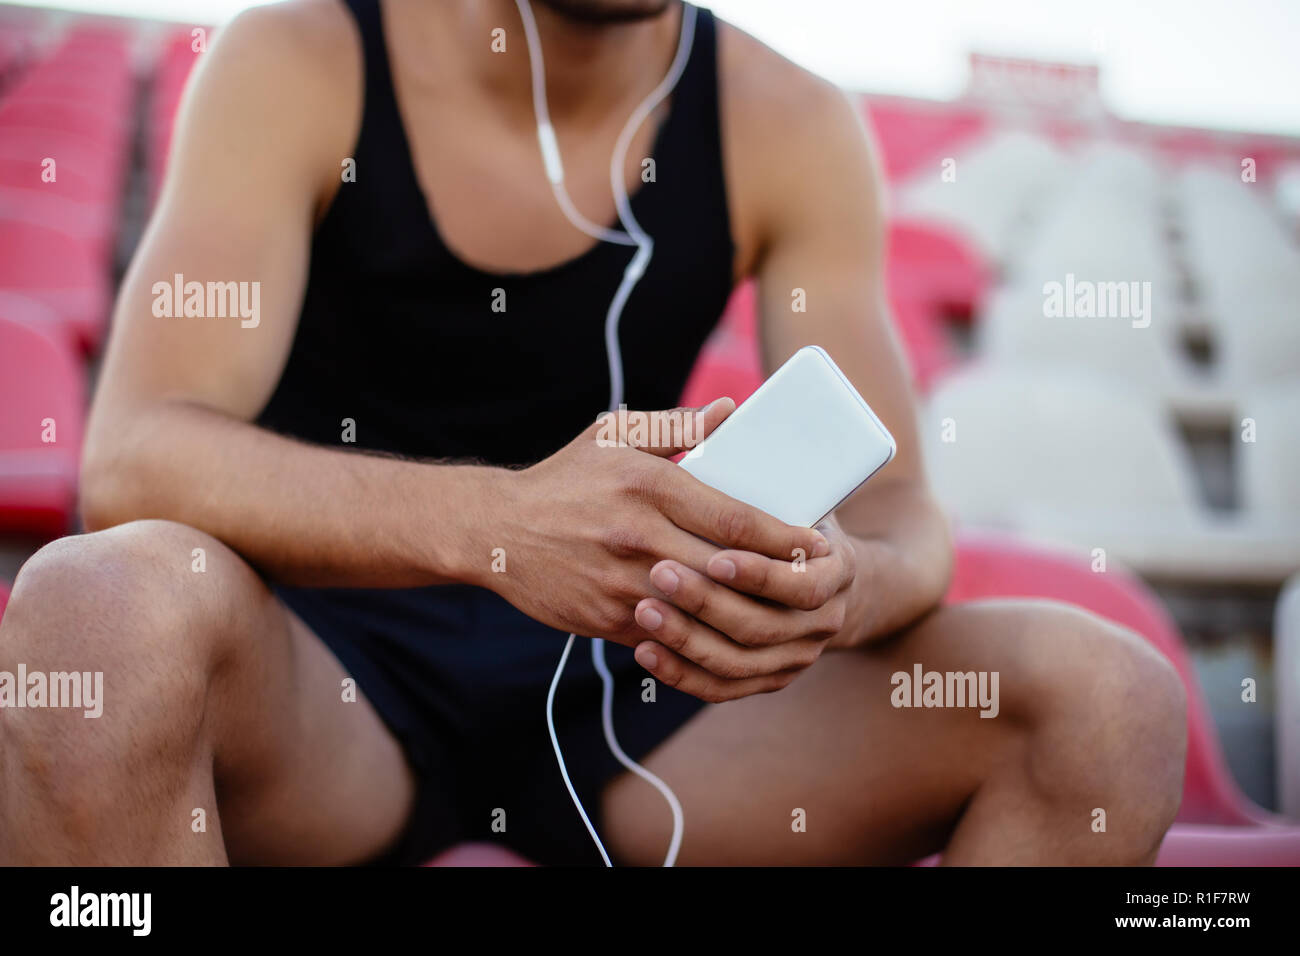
left=456, top=0, right=682, bottom=127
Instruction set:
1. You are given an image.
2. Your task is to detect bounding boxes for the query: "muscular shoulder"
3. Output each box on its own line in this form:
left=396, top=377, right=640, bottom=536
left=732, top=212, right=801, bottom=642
left=212, top=0, right=358, bottom=76
left=715, top=20, right=884, bottom=273
left=171, top=0, right=361, bottom=214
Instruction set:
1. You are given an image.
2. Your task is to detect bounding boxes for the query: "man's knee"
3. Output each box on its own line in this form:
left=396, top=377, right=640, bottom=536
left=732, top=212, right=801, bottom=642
left=1009, top=600, right=1187, bottom=835
left=2, top=519, right=262, bottom=672
left=0, top=520, right=270, bottom=771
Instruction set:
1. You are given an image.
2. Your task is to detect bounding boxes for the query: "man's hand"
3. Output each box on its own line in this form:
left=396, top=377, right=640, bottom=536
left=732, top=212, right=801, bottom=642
left=631, top=514, right=864, bottom=701
left=476, top=399, right=831, bottom=701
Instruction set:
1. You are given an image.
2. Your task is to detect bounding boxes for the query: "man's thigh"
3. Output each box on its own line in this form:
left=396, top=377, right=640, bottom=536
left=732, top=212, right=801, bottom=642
left=599, top=598, right=1158, bottom=865
left=213, top=601, right=419, bottom=865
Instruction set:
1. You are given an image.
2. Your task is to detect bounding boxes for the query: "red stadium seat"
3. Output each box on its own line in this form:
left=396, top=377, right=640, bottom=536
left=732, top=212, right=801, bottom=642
left=887, top=219, right=990, bottom=322
left=0, top=221, right=111, bottom=350
left=0, top=125, right=127, bottom=192
left=426, top=843, right=535, bottom=867
left=0, top=157, right=119, bottom=268
left=888, top=298, right=954, bottom=392
left=863, top=98, right=986, bottom=182
left=679, top=259, right=965, bottom=403
left=148, top=32, right=205, bottom=201
left=0, top=314, right=83, bottom=538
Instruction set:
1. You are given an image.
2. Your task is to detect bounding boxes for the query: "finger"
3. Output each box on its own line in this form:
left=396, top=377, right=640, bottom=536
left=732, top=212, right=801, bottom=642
left=648, top=559, right=828, bottom=646
left=632, top=640, right=803, bottom=704
left=633, top=596, right=821, bottom=678
left=704, top=548, right=849, bottom=611
left=655, top=470, right=829, bottom=561
left=589, top=398, right=735, bottom=458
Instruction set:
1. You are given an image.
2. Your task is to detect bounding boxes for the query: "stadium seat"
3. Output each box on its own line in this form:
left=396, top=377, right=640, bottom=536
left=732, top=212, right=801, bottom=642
left=0, top=220, right=111, bottom=350
left=0, top=314, right=83, bottom=538
left=926, top=367, right=1300, bottom=582
left=864, top=98, right=986, bottom=182
left=887, top=219, right=990, bottom=322
left=1155, top=825, right=1300, bottom=865
left=148, top=31, right=203, bottom=201
left=889, top=297, right=955, bottom=391
left=976, top=279, right=1197, bottom=402
left=896, top=131, right=1074, bottom=267
left=1239, top=385, right=1300, bottom=522
left=1177, top=165, right=1300, bottom=384
left=427, top=843, right=535, bottom=867
left=0, top=289, right=72, bottom=349
left=0, top=157, right=119, bottom=268
left=922, top=366, right=1202, bottom=542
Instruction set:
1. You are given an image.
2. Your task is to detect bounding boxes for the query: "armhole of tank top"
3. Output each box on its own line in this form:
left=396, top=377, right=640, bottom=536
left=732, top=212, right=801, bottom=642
left=311, top=0, right=375, bottom=235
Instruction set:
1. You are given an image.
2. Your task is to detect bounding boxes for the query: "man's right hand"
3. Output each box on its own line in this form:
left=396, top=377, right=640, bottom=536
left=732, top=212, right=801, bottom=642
left=470, top=399, right=830, bottom=700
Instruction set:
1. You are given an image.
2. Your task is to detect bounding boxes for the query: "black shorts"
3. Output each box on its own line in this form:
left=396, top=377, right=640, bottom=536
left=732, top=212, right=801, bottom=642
left=274, top=582, right=707, bottom=866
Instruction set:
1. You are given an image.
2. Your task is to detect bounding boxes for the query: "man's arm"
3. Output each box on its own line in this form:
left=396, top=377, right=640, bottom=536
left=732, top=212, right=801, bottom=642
left=747, top=75, right=953, bottom=643
left=82, top=4, right=497, bottom=588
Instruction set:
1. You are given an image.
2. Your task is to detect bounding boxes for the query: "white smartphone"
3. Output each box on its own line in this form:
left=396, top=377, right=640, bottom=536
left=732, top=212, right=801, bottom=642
left=678, top=345, right=896, bottom=528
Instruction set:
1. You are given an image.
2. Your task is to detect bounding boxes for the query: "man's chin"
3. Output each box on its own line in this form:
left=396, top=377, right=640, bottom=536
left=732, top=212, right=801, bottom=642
left=534, top=0, right=674, bottom=25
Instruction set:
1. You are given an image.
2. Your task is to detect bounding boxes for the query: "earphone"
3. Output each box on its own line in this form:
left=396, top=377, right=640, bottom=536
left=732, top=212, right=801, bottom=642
left=514, top=0, right=697, bottom=867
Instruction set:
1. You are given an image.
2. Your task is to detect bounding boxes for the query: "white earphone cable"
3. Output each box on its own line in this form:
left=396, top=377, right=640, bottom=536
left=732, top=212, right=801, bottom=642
left=515, top=0, right=696, bottom=868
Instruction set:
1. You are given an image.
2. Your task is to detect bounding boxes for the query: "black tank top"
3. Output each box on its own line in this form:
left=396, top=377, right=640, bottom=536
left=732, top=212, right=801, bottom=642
left=258, top=0, right=734, bottom=467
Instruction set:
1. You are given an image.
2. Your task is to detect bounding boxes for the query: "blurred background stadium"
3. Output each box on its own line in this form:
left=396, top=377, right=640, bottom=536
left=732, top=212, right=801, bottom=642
left=0, top=0, right=1297, bottom=855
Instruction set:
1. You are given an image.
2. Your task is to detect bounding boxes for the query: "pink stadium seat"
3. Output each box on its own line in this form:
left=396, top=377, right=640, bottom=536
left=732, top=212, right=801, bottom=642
left=148, top=32, right=203, bottom=201
left=0, top=157, right=119, bottom=268
left=863, top=98, right=986, bottom=181
left=0, top=221, right=111, bottom=350
left=679, top=251, right=966, bottom=404
left=0, top=315, right=83, bottom=538
left=888, top=298, right=953, bottom=392
left=0, top=99, right=126, bottom=151
left=0, top=127, right=128, bottom=207
left=1156, top=825, right=1300, bottom=866
left=887, top=220, right=990, bottom=322
left=426, top=843, right=535, bottom=867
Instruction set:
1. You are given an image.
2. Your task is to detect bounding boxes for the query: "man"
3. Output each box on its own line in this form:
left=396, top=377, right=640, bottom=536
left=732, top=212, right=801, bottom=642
left=0, top=0, right=1185, bottom=865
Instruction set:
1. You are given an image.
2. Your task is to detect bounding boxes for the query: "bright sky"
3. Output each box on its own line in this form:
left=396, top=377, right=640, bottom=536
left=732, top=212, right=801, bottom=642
left=10, top=0, right=1300, bottom=136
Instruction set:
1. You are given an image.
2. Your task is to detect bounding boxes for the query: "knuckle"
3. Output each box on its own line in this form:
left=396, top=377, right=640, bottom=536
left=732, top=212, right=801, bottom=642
left=656, top=618, right=689, bottom=651
left=818, top=599, right=847, bottom=635
left=598, top=526, right=650, bottom=559
left=684, top=582, right=713, bottom=619
left=717, top=507, right=754, bottom=546
left=736, top=623, right=779, bottom=648
left=595, top=602, right=635, bottom=635
left=712, top=654, right=751, bottom=681
left=838, top=552, right=857, bottom=589
left=794, top=579, right=823, bottom=611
